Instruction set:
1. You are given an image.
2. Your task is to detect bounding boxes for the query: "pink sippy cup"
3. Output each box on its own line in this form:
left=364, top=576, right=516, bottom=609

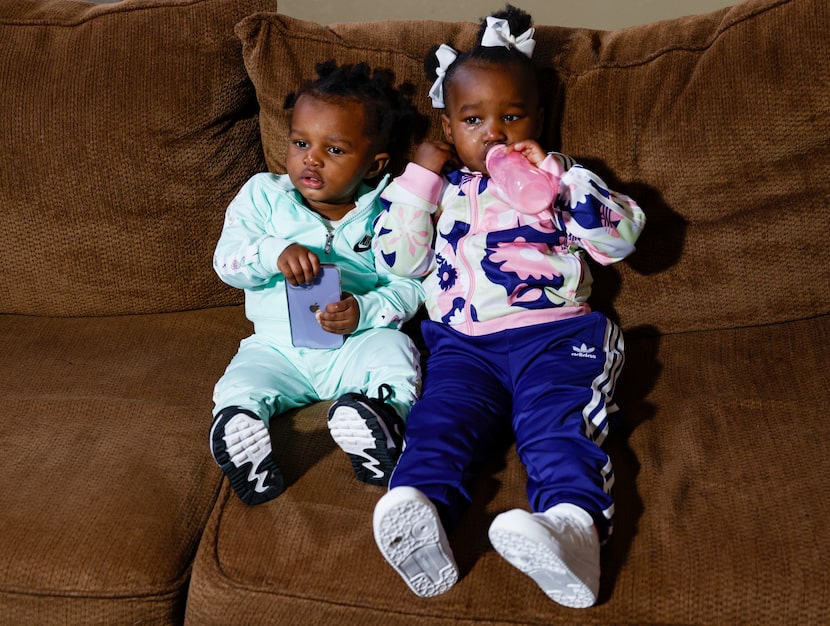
left=485, top=144, right=555, bottom=214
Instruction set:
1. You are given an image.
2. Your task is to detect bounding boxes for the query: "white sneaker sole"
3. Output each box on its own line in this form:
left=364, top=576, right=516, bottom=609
left=373, top=487, right=458, bottom=597
left=210, top=411, right=283, bottom=505
left=328, top=402, right=399, bottom=485
left=489, top=512, right=597, bottom=608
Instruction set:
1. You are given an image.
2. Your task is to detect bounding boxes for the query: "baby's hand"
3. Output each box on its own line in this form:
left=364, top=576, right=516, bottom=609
left=510, top=140, right=548, bottom=168
left=413, top=141, right=457, bottom=175
left=278, top=243, right=320, bottom=286
left=316, top=293, right=359, bottom=335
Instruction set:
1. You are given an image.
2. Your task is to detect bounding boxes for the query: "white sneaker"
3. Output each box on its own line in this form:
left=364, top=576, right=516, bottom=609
left=373, top=486, right=458, bottom=598
left=488, top=503, right=600, bottom=608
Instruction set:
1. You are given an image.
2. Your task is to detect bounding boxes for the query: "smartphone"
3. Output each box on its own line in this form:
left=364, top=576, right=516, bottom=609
left=285, top=264, right=344, bottom=349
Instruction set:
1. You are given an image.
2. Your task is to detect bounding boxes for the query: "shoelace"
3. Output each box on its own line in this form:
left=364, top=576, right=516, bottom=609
left=375, top=383, right=393, bottom=404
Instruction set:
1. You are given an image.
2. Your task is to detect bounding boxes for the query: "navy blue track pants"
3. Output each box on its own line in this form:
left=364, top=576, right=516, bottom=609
left=389, top=312, right=624, bottom=541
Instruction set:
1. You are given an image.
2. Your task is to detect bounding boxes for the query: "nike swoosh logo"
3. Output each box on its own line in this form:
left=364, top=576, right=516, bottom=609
left=353, top=235, right=373, bottom=252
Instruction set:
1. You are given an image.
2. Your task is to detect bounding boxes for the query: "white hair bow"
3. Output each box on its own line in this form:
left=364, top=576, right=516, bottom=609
left=427, top=44, right=458, bottom=109
left=481, top=17, right=536, bottom=58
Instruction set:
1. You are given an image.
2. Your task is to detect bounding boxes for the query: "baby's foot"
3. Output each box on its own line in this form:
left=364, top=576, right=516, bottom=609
left=489, top=503, right=600, bottom=608
left=373, top=486, right=458, bottom=597
left=210, top=407, right=283, bottom=505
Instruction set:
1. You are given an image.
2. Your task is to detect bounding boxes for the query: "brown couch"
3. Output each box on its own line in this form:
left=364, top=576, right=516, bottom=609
left=2, top=0, right=828, bottom=623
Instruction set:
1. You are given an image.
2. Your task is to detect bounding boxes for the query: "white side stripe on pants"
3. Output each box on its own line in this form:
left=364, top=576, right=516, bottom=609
left=582, top=318, right=625, bottom=447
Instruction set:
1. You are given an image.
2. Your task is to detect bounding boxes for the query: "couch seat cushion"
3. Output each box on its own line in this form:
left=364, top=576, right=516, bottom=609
left=0, top=307, right=247, bottom=624
left=186, top=315, right=830, bottom=625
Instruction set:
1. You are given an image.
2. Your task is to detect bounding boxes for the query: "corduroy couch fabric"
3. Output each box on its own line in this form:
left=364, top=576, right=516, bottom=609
left=1, top=0, right=828, bottom=624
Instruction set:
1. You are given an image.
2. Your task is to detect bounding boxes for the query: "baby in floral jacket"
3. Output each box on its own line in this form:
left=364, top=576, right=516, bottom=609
left=370, top=4, right=645, bottom=609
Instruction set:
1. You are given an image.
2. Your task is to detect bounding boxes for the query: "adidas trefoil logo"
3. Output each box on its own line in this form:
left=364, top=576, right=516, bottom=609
left=571, top=343, right=597, bottom=359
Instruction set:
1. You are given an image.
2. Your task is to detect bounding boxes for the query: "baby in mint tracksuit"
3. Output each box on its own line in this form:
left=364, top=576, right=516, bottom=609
left=210, top=61, right=424, bottom=505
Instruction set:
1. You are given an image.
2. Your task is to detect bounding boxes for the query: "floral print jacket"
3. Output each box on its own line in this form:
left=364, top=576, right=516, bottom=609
left=374, top=153, right=646, bottom=336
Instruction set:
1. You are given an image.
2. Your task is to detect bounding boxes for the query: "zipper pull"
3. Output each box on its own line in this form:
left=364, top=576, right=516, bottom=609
left=324, top=231, right=334, bottom=254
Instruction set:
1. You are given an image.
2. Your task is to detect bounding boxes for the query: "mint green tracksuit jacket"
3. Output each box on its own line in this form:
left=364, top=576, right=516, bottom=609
left=212, top=172, right=424, bottom=425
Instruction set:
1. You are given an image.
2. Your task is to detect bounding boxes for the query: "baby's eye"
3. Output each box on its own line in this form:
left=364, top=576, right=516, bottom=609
left=293, top=140, right=308, bottom=149
left=328, top=146, right=346, bottom=155
left=463, top=117, right=482, bottom=126
left=503, top=114, right=522, bottom=123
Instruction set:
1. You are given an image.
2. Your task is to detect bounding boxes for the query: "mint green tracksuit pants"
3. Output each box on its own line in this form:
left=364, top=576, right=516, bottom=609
left=212, top=327, right=421, bottom=428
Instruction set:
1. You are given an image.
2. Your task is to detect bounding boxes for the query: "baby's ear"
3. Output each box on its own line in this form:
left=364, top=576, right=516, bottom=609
left=365, top=152, right=390, bottom=180
left=441, top=113, right=454, bottom=144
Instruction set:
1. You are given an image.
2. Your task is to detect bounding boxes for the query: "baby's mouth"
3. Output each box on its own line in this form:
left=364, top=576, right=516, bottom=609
left=301, top=172, right=323, bottom=189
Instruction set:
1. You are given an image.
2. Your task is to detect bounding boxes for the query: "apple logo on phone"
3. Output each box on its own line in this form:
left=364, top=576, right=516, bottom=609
left=309, top=304, right=320, bottom=313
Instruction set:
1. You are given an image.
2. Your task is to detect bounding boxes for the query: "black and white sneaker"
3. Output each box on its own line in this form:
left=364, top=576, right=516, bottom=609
left=327, top=385, right=404, bottom=486
left=210, top=407, right=284, bottom=505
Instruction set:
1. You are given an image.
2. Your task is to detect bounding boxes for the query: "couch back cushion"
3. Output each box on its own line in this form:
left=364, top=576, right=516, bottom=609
left=0, top=0, right=275, bottom=316
left=239, top=0, right=829, bottom=334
